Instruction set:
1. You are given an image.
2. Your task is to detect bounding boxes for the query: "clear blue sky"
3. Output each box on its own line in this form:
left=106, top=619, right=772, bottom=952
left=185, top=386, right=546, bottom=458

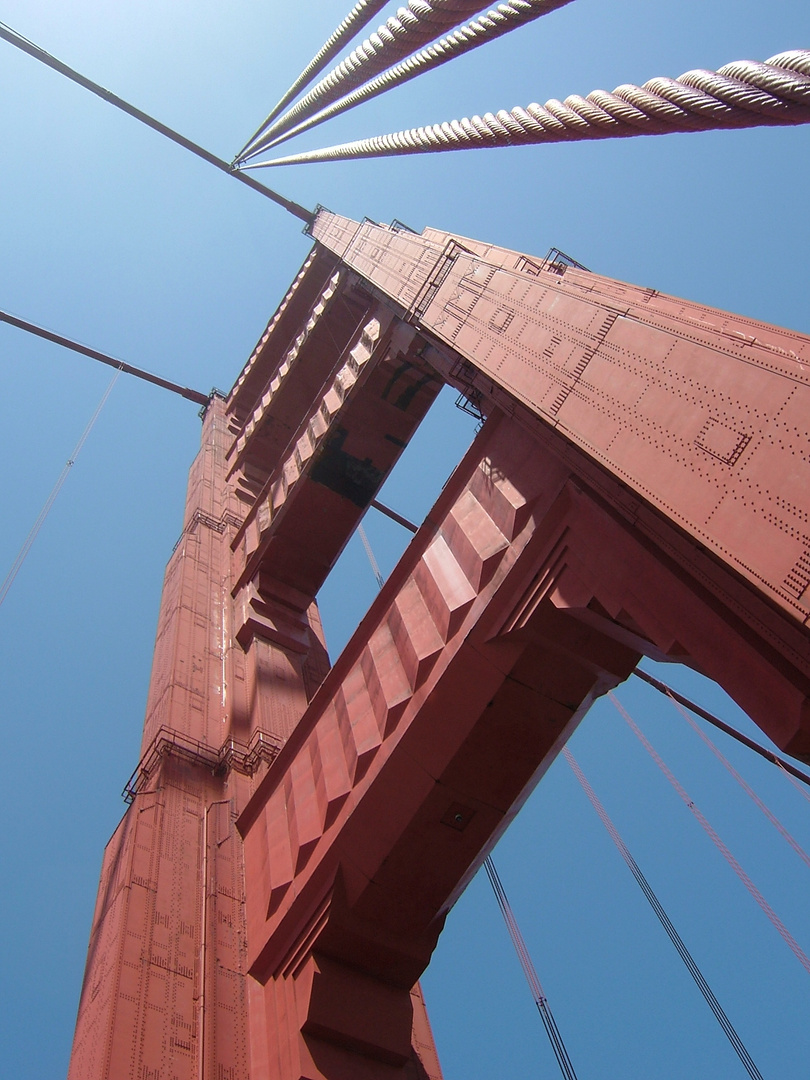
left=1, top=2, right=809, bottom=1077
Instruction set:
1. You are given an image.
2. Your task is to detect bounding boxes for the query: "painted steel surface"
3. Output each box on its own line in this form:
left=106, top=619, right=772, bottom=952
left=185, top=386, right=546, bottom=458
left=72, top=217, right=810, bottom=1080
left=313, top=211, right=810, bottom=754
left=251, top=51, right=810, bottom=167
left=70, top=248, right=445, bottom=1079
left=238, top=409, right=639, bottom=1077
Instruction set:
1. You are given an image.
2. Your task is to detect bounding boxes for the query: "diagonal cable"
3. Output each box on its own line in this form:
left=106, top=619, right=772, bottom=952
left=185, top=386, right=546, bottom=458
left=611, top=691, right=810, bottom=978
left=0, top=19, right=312, bottom=222
left=244, top=50, right=810, bottom=167
left=564, top=746, right=764, bottom=1080
left=238, top=0, right=574, bottom=159
left=775, top=759, right=810, bottom=805
left=666, top=689, right=810, bottom=874
left=633, top=669, right=810, bottom=790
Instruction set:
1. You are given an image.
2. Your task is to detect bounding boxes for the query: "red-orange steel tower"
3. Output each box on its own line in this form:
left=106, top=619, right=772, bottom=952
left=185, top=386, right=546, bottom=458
left=70, top=213, right=810, bottom=1080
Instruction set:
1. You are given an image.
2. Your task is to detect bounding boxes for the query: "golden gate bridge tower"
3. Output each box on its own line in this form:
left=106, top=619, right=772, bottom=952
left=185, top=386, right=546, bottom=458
left=2, top=6, right=808, bottom=1080
left=67, top=207, right=810, bottom=1078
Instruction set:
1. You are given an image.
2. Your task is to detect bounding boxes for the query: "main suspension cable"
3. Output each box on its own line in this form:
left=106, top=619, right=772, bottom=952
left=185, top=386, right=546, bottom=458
left=245, top=50, right=810, bottom=167
left=0, top=365, right=123, bottom=609
left=483, top=856, right=579, bottom=1080
left=611, top=692, right=810, bottom=978
left=246, top=0, right=530, bottom=149
left=0, top=20, right=312, bottom=223
left=237, top=0, right=574, bottom=160
left=564, top=746, right=764, bottom=1080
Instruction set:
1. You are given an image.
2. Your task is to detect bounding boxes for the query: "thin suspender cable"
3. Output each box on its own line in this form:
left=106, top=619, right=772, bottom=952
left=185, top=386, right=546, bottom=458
left=0, top=365, right=123, bottom=609
left=235, top=0, right=391, bottom=159
left=564, top=747, right=764, bottom=1080
left=611, top=692, right=810, bottom=978
left=248, top=0, right=522, bottom=148
left=483, top=856, right=579, bottom=1080
left=632, top=669, right=810, bottom=791
left=0, top=309, right=209, bottom=405
left=245, top=50, right=810, bottom=168
left=666, top=691, right=810, bottom=874
left=237, top=0, right=574, bottom=159
left=0, top=20, right=312, bottom=223
left=357, top=523, right=386, bottom=589
left=775, top=760, right=810, bottom=805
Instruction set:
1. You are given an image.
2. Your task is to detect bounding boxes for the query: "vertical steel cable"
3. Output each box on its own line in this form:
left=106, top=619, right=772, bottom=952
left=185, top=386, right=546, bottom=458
left=483, top=856, right=579, bottom=1080
left=564, top=746, right=764, bottom=1080
left=611, top=692, right=810, bottom=977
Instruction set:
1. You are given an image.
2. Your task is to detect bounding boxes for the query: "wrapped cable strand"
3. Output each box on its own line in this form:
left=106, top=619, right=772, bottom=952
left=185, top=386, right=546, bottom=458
left=530, top=101, right=587, bottom=135
left=235, top=0, right=391, bottom=158
left=241, top=51, right=810, bottom=167
left=756, top=49, right=810, bottom=77
left=547, top=95, right=619, bottom=132
left=241, top=0, right=555, bottom=152
left=612, top=84, right=704, bottom=127
left=586, top=88, right=662, bottom=129
left=679, top=68, right=807, bottom=118
left=238, top=0, right=574, bottom=159
left=719, top=59, right=810, bottom=102
left=641, top=78, right=732, bottom=123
